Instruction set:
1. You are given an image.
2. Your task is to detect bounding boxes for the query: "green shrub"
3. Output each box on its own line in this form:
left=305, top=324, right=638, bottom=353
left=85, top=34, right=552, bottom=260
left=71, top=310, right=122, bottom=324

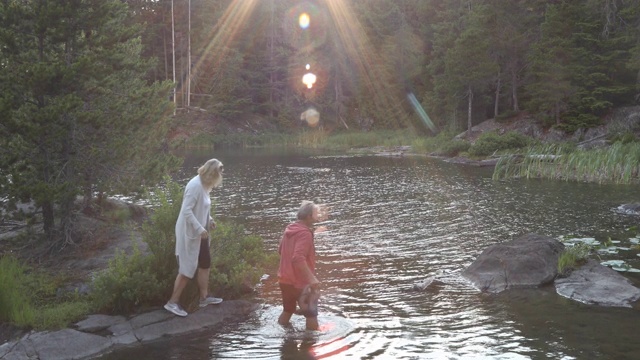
left=142, top=178, right=184, bottom=286
left=90, top=178, right=277, bottom=314
left=434, top=140, right=471, bottom=157
left=557, top=243, right=591, bottom=276
left=468, top=131, right=532, bottom=157
left=208, top=222, right=278, bottom=299
left=91, top=245, right=164, bottom=314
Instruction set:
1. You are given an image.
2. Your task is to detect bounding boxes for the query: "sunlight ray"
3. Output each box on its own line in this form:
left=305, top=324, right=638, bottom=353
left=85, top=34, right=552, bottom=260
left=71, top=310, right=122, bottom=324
left=190, top=0, right=258, bottom=87
left=325, top=0, right=407, bottom=126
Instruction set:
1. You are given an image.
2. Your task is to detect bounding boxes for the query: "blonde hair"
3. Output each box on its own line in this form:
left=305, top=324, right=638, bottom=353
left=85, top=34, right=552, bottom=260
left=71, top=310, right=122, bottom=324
left=198, top=159, right=223, bottom=191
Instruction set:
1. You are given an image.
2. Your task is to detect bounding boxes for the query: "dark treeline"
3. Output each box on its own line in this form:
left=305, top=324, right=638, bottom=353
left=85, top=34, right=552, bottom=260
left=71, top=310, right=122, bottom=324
left=130, top=0, right=640, bottom=132
left=1, top=0, right=639, bottom=243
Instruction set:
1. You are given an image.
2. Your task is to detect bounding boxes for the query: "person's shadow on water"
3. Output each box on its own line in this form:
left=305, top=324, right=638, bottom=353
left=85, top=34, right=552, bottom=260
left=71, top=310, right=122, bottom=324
left=280, top=333, right=318, bottom=360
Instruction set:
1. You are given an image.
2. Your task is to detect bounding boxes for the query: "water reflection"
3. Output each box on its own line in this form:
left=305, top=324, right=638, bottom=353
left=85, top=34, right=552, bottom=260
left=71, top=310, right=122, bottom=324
left=101, top=149, right=640, bottom=360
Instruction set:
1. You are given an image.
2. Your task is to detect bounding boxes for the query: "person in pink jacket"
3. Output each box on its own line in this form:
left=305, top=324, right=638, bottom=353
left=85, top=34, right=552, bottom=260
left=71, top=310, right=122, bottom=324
left=277, top=201, right=321, bottom=330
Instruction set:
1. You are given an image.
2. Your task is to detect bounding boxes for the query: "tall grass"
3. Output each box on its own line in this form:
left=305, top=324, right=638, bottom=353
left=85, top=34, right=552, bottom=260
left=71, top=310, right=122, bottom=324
left=0, top=255, right=92, bottom=330
left=557, top=243, right=592, bottom=276
left=0, top=256, right=34, bottom=326
left=494, top=142, right=640, bottom=184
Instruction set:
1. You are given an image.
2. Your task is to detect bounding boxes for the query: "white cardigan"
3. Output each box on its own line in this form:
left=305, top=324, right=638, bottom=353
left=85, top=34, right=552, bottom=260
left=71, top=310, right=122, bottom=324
left=175, top=175, right=212, bottom=278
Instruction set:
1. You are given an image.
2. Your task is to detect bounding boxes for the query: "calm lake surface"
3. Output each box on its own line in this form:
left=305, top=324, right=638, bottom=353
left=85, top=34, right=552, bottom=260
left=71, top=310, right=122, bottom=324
left=103, top=148, right=640, bottom=360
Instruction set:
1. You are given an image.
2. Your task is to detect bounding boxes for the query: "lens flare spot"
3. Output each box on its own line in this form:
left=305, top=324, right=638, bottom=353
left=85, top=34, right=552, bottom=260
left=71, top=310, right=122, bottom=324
left=301, top=108, right=320, bottom=127
left=306, top=64, right=311, bottom=70
left=299, top=12, right=310, bottom=29
left=302, top=72, right=317, bottom=89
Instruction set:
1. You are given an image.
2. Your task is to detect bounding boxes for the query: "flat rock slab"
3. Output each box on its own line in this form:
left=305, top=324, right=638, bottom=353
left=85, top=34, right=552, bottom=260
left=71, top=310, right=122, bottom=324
left=555, top=259, right=640, bottom=308
left=1, top=300, right=258, bottom=360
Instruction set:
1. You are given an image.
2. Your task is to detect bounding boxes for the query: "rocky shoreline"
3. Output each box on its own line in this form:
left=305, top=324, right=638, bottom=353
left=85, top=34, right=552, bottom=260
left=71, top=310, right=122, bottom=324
left=0, top=300, right=257, bottom=360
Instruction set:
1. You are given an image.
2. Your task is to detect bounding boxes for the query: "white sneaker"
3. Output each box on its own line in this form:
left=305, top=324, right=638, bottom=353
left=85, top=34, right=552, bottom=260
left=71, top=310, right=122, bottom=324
left=164, top=302, right=187, bottom=317
left=199, top=296, right=223, bottom=307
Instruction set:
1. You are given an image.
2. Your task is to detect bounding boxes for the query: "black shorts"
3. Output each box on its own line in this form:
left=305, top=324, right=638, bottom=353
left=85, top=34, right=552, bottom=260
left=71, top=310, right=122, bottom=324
left=198, top=237, right=211, bottom=269
left=279, top=283, right=303, bottom=314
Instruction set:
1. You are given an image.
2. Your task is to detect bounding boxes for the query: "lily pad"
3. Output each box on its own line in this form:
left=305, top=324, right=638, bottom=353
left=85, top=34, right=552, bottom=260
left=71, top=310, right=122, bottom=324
left=601, top=260, right=626, bottom=267
left=563, top=237, right=600, bottom=246
left=612, top=266, right=630, bottom=272
left=597, top=247, right=619, bottom=255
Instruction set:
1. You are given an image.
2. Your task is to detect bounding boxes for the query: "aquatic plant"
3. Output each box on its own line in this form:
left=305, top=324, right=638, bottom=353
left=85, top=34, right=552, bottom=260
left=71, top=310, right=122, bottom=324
left=557, top=242, right=592, bottom=276
left=493, top=142, right=640, bottom=184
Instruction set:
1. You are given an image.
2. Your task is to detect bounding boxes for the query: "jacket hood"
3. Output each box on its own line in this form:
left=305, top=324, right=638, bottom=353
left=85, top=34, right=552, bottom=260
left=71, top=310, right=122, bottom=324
left=284, top=221, right=312, bottom=237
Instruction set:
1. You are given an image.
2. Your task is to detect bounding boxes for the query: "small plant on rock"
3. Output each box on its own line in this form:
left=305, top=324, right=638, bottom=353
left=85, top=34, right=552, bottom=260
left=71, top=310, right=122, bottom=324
left=557, top=243, right=592, bottom=277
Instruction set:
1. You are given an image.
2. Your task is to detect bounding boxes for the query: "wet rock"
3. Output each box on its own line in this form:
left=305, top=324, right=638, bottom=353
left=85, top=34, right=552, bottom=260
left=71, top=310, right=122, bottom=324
left=462, top=233, right=564, bottom=293
left=74, top=314, right=126, bottom=333
left=555, top=259, right=640, bottom=308
left=615, top=204, right=640, bottom=216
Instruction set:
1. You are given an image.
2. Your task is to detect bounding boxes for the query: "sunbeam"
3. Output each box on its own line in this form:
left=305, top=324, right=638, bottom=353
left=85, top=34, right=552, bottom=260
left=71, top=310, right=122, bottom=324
left=324, top=0, right=409, bottom=127
left=190, top=0, right=258, bottom=89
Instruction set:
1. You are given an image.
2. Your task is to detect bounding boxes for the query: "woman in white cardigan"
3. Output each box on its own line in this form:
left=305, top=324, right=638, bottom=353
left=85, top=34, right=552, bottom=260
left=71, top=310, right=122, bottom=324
left=164, top=158, right=224, bottom=317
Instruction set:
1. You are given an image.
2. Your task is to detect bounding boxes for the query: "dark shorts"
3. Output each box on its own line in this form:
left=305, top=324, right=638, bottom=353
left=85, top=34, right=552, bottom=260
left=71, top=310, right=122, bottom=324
left=198, top=237, right=211, bottom=269
left=279, top=283, right=303, bottom=314
left=175, top=238, right=212, bottom=276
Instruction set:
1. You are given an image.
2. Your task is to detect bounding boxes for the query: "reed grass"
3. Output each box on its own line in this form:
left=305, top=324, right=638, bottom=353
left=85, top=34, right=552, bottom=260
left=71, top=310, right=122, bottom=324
left=0, top=256, right=35, bottom=326
left=493, top=142, right=640, bottom=184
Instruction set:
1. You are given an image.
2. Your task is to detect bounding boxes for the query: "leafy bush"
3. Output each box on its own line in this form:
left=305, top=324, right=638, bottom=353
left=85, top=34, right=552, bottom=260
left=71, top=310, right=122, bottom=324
left=468, top=131, right=532, bottom=157
left=208, top=222, right=278, bottom=299
left=557, top=243, right=591, bottom=276
left=90, top=178, right=276, bottom=314
left=433, top=140, right=471, bottom=157
left=142, top=178, right=184, bottom=287
left=91, top=245, right=164, bottom=314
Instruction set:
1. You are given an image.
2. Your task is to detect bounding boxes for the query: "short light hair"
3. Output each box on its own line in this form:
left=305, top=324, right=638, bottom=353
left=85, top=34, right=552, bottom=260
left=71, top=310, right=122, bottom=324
left=198, top=159, right=223, bottom=190
left=297, top=201, right=316, bottom=220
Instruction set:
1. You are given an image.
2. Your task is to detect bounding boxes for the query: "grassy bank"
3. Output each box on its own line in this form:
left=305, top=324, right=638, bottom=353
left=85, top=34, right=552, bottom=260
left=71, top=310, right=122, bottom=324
left=176, top=129, right=423, bottom=151
left=493, top=142, right=640, bottom=184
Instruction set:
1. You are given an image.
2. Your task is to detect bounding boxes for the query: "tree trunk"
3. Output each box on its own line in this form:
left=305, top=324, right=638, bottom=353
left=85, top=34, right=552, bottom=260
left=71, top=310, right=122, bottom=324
left=42, top=200, right=54, bottom=241
left=511, top=68, right=519, bottom=111
left=268, top=0, right=275, bottom=119
left=467, top=86, right=473, bottom=138
left=494, top=71, right=501, bottom=118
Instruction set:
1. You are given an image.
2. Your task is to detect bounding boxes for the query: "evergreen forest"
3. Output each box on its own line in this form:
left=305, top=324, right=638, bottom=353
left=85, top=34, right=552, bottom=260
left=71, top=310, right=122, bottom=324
left=1, top=0, right=640, bottom=242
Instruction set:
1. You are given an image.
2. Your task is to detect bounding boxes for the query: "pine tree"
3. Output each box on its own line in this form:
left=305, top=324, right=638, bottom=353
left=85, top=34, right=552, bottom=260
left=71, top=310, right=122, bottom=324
left=0, top=0, right=177, bottom=244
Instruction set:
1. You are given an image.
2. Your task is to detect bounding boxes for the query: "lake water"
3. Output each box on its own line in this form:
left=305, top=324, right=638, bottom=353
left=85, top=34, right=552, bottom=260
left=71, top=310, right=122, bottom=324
left=102, top=149, right=640, bottom=360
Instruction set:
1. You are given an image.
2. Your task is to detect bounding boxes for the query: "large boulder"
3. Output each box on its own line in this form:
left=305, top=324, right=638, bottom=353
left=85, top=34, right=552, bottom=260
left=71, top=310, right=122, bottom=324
left=555, top=259, right=640, bottom=308
left=462, top=233, right=564, bottom=293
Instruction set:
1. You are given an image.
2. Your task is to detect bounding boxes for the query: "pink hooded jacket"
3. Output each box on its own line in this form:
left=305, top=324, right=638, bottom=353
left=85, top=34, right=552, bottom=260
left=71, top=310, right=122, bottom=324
left=278, top=221, right=316, bottom=289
